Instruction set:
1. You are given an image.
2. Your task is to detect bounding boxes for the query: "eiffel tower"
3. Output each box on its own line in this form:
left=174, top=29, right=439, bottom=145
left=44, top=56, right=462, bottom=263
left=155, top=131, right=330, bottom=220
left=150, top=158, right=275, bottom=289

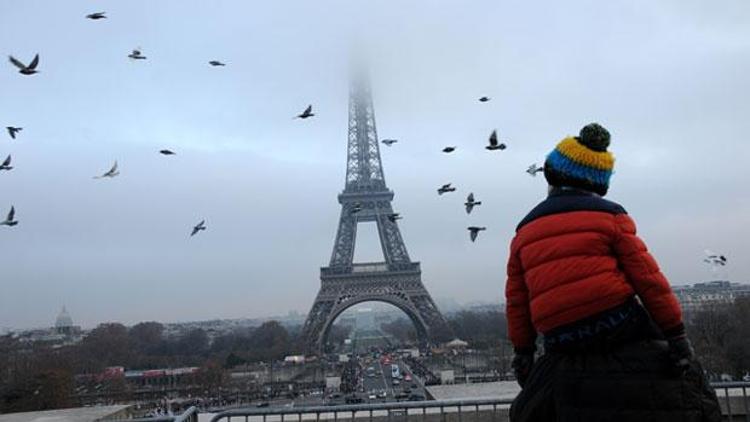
left=300, top=76, right=452, bottom=354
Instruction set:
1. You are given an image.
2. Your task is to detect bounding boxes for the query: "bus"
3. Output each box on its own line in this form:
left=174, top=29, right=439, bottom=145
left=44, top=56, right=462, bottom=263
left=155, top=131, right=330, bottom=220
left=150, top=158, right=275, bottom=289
left=391, top=364, right=400, bottom=379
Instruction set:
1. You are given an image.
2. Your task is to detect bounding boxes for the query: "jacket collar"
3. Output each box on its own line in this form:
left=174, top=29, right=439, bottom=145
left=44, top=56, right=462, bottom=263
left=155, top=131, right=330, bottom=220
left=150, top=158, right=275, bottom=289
left=548, top=186, right=601, bottom=198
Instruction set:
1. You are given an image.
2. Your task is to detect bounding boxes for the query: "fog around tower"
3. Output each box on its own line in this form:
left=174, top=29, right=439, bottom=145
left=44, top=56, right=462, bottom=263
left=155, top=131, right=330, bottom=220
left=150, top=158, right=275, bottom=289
left=0, top=0, right=748, bottom=329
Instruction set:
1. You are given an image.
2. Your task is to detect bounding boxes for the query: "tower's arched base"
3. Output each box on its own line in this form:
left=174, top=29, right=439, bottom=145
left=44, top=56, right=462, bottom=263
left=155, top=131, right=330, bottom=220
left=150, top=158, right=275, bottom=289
left=300, top=263, right=452, bottom=355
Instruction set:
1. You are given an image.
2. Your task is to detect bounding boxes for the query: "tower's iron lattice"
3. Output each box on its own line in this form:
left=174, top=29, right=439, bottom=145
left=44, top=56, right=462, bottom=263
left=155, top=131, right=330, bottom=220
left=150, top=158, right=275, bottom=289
left=300, top=77, right=452, bottom=354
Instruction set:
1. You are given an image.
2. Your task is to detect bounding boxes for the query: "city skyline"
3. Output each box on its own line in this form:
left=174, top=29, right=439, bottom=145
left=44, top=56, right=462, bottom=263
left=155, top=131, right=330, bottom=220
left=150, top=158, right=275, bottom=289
left=1, top=1, right=749, bottom=329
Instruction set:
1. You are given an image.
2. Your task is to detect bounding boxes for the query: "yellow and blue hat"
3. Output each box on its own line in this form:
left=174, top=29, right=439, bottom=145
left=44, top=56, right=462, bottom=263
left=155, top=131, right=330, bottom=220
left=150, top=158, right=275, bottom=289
left=544, top=123, right=615, bottom=196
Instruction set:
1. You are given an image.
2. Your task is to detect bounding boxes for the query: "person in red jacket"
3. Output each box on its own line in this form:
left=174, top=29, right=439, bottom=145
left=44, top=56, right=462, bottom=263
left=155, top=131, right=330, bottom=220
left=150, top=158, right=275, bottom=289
left=506, top=123, right=719, bottom=421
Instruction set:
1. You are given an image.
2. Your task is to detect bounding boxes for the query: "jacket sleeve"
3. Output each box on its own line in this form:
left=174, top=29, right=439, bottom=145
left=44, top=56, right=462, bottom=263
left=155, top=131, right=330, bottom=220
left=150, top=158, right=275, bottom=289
left=505, top=237, right=537, bottom=352
left=612, top=213, right=685, bottom=337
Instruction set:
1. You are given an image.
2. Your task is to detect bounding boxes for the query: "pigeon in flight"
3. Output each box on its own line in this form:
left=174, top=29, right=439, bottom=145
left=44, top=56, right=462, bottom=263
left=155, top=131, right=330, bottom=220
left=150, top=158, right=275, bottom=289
left=381, top=139, right=398, bottom=146
left=526, top=163, right=544, bottom=176
left=159, top=149, right=176, bottom=155
left=6, top=127, right=22, bottom=139
left=704, top=250, right=728, bottom=266
left=209, top=60, right=226, bottom=67
left=0, top=155, right=12, bottom=171
left=128, top=49, right=147, bottom=60
left=442, top=146, right=456, bottom=153
left=296, top=105, right=314, bottom=119
left=9, top=54, right=39, bottom=75
left=464, top=193, right=481, bottom=214
left=437, top=183, right=456, bottom=195
left=468, top=226, right=486, bottom=242
left=382, top=139, right=398, bottom=146
left=478, top=96, right=490, bottom=102
left=94, top=161, right=119, bottom=179
left=1, top=206, right=17, bottom=227
left=86, top=12, right=107, bottom=20
left=350, top=203, right=363, bottom=214
left=486, top=130, right=507, bottom=151
left=387, top=213, right=402, bottom=223
left=191, top=220, right=206, bottom=237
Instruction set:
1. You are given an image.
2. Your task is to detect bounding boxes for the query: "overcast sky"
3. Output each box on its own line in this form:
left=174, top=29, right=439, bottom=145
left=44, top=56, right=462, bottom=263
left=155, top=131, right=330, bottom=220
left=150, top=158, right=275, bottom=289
left=1, top=0, right=748, bottom=330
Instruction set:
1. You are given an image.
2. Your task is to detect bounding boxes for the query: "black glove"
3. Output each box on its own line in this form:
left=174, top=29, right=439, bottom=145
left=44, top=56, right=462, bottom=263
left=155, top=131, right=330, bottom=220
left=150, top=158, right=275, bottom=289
left=512, top=353, right=534, bottom=388
left=667, top=334, right=694, bottom=374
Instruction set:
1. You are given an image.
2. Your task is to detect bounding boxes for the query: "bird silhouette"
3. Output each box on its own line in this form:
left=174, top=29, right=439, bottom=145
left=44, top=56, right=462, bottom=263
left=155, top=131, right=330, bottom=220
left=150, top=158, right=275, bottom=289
left=0, top=155, right=12, bottom=171
left=387, top=213, right=402, bottom=223
left=9, top=54, right=39, bottom=75
left=486, top=130, right=506, bottom=151
left=526, top=163, right=544, bottom=176
left=704, top=250, right=728, bottom=266
left=191, top=220, right=206, bottom=237
left=159, top=149, right=176, bottom=155
left=209, top=60, right=226, bottom=67
left=6, top=127, right=22, bottom=139
left=128, top=49, right=147, bottom=60
left=464, top=193, right=481, bottom=214
left=468, top=226, right=486, bottom=242
left=442, top=146, right=456, bottom=153
left=296, top=105, right=314, bottom=119
left=437, top=183, right=456, bottom=195
left=94, top=161, right=119, bottom=179
left=382, top=139, right=398, bottom=146
left=86, top=12, right=107, bottom=19
left=1, top=206, right=17, bottom=226
left=478, top=96, right=490, bottom=102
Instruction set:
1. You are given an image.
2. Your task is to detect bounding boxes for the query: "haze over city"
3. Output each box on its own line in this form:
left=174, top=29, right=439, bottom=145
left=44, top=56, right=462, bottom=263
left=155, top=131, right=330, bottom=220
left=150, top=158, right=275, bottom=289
left=1, top=0, right=748, bottom=329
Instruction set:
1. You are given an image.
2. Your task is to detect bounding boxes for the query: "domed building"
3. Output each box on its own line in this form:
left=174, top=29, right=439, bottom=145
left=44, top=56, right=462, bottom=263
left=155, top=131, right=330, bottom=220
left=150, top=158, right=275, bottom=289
left=55, top=306, right=75, bottom=335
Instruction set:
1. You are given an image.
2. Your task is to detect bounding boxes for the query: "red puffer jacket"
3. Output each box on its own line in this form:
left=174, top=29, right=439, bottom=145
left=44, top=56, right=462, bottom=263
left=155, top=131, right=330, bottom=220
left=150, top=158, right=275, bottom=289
left=505, top=188, right=684, bottom=351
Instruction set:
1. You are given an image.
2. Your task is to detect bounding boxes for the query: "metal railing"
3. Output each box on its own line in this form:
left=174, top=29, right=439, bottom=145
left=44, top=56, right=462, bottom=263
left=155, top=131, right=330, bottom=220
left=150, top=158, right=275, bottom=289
left=712, top=382, right=750, bottom=421
left=111, top=382, right=750, bottom=421
left=209, top=398, right=513, bottom=422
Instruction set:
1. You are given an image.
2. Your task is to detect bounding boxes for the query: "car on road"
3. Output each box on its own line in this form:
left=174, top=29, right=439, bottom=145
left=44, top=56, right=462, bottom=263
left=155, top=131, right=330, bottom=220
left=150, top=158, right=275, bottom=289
left=408, top=393, right=426, bottom=401
left=368, top=394, right=377, bottom=400
left=392, top=379, right=400, bottom=386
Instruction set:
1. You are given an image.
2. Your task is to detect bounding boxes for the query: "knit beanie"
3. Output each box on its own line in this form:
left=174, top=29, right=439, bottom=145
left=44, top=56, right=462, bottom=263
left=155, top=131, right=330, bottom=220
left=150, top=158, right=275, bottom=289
left=544, top=123, right=615, bottom=196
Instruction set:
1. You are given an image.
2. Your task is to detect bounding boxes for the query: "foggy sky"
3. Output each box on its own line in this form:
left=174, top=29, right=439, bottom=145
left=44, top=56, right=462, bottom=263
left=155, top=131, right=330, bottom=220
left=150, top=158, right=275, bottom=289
left=1, top=0, right=748, bottom=329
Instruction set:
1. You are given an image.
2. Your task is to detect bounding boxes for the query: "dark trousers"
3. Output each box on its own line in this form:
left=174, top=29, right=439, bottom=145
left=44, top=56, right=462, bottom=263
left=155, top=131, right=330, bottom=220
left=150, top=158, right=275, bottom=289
left=510, top=303, right=721, bottom=422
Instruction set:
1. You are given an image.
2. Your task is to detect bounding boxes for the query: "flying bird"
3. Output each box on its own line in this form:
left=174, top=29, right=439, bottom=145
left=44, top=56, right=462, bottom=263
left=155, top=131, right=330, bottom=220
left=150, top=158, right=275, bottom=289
left=128, top=49, right=146, bottom=60
left=437, top=183, right=456, bottom=195
left=468, top=226, right=486, bottom=242
left=6, top=127, right=22, bottom=139
left=296, top=105, right=314, bottom=119
left=382, top=139, right=398, bottom=146
left=704, top=250, right=728, bottom=266
left=94, top=161, right=119, bottom=179
left=191, top=220, right=206, bottom=237
left=0, top=155, right=12, bottom=171
left=478, top=96, right=490, bottom=102
left=209, top=60, right=226, bottom=67
left=8, top=54, right=39, bottom=75
left=442, top=146, right=456, bottom=153
left=159, top=149, right=176, bottom=155
left=464, top=193, right=481, bottom=214
left=526, top=163, right=544, bottom=176
left=486, top=130, right=507, bottom=151
left=86, top=12, right=107, bottom=20
left=1, top=206, right=17, bottom=227
left=387, top=213, right=402, bottom=223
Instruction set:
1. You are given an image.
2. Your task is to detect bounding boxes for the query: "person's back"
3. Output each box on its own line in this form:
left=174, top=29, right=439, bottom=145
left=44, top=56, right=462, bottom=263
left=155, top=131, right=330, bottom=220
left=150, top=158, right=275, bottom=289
left=505, top=123, right=720, bottom=422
